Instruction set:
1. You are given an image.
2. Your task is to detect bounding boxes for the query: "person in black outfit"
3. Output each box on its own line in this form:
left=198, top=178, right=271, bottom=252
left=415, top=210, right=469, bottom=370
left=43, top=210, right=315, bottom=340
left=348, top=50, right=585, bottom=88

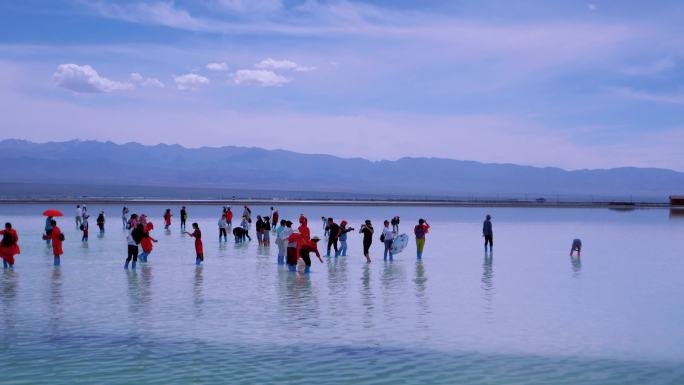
left=180, top=206, right=188, bottom=231
left=325, top=218, right=341, bottom=257
left=359, top=219, right=374, bottom=263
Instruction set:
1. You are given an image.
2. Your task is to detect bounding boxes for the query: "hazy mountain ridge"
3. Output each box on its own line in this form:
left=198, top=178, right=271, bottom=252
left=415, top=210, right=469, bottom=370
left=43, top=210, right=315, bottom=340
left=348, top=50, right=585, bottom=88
left=1, top=139, right=682, bottom=199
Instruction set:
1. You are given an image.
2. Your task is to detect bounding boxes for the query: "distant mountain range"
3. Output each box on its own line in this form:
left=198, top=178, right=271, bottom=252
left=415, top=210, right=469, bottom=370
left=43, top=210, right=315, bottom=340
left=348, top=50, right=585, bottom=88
left=0, top=139, right=682, bottom=201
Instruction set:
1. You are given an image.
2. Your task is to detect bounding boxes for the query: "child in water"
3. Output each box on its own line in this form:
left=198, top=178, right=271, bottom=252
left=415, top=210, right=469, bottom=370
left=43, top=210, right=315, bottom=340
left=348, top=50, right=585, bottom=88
left=184, top=223, right=204, bottom=266
left=80, top=222, right=88, bottom=242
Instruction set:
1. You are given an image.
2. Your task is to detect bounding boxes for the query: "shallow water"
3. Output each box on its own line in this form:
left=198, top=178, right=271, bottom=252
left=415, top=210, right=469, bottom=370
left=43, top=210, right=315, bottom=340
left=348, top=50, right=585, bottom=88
left=1, top=204, right=683, bottom=384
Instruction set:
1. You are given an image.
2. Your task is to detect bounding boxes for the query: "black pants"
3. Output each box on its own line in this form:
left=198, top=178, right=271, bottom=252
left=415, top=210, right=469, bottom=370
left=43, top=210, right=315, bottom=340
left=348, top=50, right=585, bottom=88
left=127, top=245, right=139, bottom=262
left=300, top=250, right=312, bottom=267
left=484, top=235, right=493, bottom=249
left=219, top=228, right=227, bottom=239
left=363, top=240, right=372, bottom=255
left=327, top=237, right=338, bottom=255
left=98, top=223, right=104, bottom=232
left=181, top=219, right=186, bottom=229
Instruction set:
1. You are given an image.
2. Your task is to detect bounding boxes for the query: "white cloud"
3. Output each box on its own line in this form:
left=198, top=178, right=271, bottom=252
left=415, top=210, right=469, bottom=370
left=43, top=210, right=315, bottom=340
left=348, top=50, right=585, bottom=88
left=607, top=86, right=684, bottom=105
left=587, top=3, right=598, bottom=11
left=206, top=62, right=229, bottom=71
left=232, top=69, right=290, bottom=87
left=130, top=72, right=165, bottom=88
left=620, top=58, right=676, bottom=76
left=255, top=58, right=316, bottom=72
left=174, top=73, right=210, bottom=90
left=213, top=0, right=282, bottom=13
left=53, top=64, right=133, bottom=93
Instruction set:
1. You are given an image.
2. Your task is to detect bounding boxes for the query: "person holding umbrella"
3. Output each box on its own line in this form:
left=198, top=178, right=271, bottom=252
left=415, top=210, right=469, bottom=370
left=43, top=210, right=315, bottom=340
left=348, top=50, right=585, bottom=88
left=42, top=210, right=64, bottom=266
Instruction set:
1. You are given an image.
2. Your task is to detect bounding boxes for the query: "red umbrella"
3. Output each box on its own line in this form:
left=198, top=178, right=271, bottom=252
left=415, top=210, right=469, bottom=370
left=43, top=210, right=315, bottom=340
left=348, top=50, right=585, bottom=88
left=43, top=209, right=64, bottom=217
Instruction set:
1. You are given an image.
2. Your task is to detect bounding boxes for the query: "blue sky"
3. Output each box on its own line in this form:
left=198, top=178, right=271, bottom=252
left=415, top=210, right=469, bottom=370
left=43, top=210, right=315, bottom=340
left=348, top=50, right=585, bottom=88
left=1, top=0, right=683, bottom=170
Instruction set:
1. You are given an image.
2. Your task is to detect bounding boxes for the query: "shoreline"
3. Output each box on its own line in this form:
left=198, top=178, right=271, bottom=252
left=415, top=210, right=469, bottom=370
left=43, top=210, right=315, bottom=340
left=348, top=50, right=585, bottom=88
left=0, top=198, right=674, bottom=209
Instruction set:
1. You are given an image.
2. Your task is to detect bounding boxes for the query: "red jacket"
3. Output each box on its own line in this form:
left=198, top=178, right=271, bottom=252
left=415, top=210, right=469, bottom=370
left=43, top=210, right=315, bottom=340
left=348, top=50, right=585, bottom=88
left=0, top=229, right=20, bottom=263
left=141, top=223, right=156, bottom=253
left=298, top=216, right=310, bottom=240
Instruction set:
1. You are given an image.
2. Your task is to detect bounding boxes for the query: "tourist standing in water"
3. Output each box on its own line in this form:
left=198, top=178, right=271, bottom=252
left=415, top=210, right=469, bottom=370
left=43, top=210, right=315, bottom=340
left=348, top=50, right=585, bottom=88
left=96, top=211, right=105, bottom=235
left=570, top=239, right=582, bottom=257
left=322, top=217, right=329, bottom=237
left=75, top=205, right=83, bottom=228
left=139, top=222, right=157, bottom=263
left=256, top=216, right=265, bottom=246
left=225, top=207, right=233, bottom=232
left=243, top=206, right=252, bottom=222
left=80, top=221, right=88, bottom=242
left=218, top=214, right=228, bottom=242
left=271, top=207, right=279, bottom=232
left=125, top=223, right=144, bottom=269
left=391, top=216, right=401, bottom=233
left=44, top=220, right=63, bottom=266
left=414, top=219, right=430, bottom=259
left=184, top=223, right=204, bottom=266
left=262, top=216, right=271, bottom=246
left=180, top=206, right=188, bottom=231
left=286, top=232, right=322, bottom=273
left=298, top=215, right=311, bottom=240
left=483, top=214, right=493, bottom=253
left=338, top=220, right=354, bottom=257
left=44, top=216, right=53, bottom=245
left=359, top=220, right=373, bottom=263
left=240, top=216, right=252, bottom=241
left=0, top=223, right=20, bottom=269
left=122, top=206, right=129, bottom=229
left=382, top=220, right=395, bottom=261
left=164, top=209, right=172, bottom=230
left=325, top=218, right=341, bottom=257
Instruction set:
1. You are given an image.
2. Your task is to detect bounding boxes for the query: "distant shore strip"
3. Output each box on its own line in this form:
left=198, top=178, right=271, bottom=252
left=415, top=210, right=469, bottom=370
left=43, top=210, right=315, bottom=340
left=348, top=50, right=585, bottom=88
left=0, top=198, right=675, bottom=209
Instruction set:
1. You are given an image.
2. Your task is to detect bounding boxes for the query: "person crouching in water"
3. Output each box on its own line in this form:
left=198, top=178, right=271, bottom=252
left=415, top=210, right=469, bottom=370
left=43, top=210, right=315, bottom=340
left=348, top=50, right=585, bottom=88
left=338, top=220, right=354, bottom=257
left=184, top=223, right=204, bottom=266
left=286, top=233, right=322, bottom=273
left=125, top=224, right=145, bottom=269
left=139, top=222, right=157, bottom=263
left=570, top=239, right=582, bottom=257
left=0, top=223, right=20, bottom=269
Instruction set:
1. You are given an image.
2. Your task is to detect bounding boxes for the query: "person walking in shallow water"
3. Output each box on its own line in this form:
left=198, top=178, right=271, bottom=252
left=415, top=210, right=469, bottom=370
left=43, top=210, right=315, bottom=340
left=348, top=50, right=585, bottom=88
left=382, top=220, right=395, bottom=261
left=184, top=223, right=204, bottom=266
left=483, top=214, right=493, bottom=253
left=180, top=206, right=188, bottom=231
left=414, top=218, right=430, bottom=259
left=0, top=223, right=20, bottom=269
left=570, top=239, right=582, bottom=257
left=359, top=220, right=373, bottom=263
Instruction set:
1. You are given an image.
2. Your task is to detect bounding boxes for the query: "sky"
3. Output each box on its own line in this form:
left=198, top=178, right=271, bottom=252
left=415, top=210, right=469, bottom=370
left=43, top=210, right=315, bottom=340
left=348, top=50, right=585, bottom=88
left=1, top=0, right=683, bottom=171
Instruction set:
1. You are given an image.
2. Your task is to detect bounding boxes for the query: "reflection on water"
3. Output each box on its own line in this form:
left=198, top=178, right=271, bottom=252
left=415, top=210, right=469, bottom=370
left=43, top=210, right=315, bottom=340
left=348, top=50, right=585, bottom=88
left=193, top=266, right=204, bottom=317
left=570, top=256, right=582, bottom=278
left=0, top=270, right=18, bottom=340
left=481, top=253, right=494, bottom=317
left=49, top=268, right=63, bottom=337
left=360, top=264, right=374, bottom=329
left=0, top=204, right=683, bottom=384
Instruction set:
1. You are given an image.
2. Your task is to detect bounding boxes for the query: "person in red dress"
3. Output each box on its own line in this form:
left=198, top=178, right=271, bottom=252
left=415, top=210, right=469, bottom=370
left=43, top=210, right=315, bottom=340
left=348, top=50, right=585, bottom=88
left=164, top=209, right=172, bottom=230
left=43, top=220, right=63, bottom=266
left=184, top=222, right=204, bottom=266
left=0, top=222, right=20, bottom=269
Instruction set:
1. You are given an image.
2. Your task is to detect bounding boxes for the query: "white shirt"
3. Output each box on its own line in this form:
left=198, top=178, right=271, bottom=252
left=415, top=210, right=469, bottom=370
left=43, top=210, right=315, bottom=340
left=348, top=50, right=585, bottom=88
left=382, top=227, right=395, bottom=241
left=76, top=207, right=82, bottom=217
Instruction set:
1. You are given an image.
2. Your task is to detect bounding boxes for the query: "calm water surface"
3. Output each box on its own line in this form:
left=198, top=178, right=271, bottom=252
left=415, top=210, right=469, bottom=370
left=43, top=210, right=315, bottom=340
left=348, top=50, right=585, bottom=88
left=1, top=204, right=683, bottom=384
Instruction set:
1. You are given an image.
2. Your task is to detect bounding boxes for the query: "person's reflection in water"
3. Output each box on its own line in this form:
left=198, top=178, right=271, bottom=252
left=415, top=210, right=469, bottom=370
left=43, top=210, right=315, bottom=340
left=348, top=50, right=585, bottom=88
left=194, top=266, right=204, bottom=317
left=326, top=256, right=349, bottom=318
left=360, top=264, right=374, bottom=328
left=380, top=261, right=405, bottom=319
left=140, top=265, right=153, bottom=306
left=413, top=260, right=430, bottom=328
left=481, top=252, right=494, bottom=316
left=1, top=270, right=19, bottom=340
left=49, top=268, right=63, bottom=336
left=284, top=272, right=320, bottom=330
left=570, top=255, right=582, bottom=278
left=126, top=269, right=141, bottom=317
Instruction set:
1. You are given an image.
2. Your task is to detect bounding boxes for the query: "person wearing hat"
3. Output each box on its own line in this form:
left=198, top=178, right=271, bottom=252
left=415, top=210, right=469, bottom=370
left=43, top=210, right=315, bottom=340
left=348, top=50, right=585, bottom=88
left=483, top=214, right=493, bottom=253
left=359, top=220, right=374, bottom=263
left=286, top=232, right=322, bottom=273
left=338, top=220, right=354, bottom=257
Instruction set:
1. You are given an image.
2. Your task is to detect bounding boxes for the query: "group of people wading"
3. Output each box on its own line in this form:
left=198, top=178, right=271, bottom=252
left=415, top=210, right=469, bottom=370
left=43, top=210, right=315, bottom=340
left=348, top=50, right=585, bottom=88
left=1, top=203, right=507, bottom=274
